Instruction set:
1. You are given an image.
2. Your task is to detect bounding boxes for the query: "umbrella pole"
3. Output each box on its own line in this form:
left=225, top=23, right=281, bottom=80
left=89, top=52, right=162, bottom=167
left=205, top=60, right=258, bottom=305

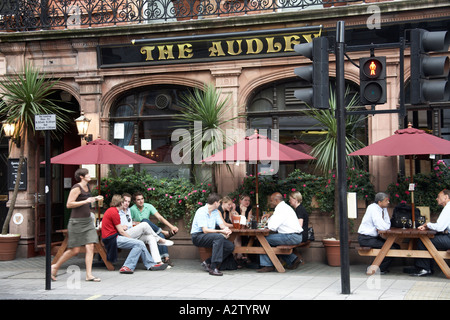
left=255, top=164, right=260, bottom=222
left=409, top=155, right=416, bottom=228
left=97, top=164, right=101, bottom=224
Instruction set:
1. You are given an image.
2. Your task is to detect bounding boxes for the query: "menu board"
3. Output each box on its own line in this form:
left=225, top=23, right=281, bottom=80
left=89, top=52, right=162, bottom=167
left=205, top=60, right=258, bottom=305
left=8, top=158, right=27, bottom=191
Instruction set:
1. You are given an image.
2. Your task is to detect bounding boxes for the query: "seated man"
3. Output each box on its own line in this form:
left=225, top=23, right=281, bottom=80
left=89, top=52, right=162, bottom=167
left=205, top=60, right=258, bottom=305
left=358, top=192, right=399, bottom=274
left=412, top=189, right=450, bottom=277
left=119, top=193, right=173, bottom=266
left=101, top=194, right=168, bottom=274
left=258, top=192, right=303, bottom=272
left=190, top=193, right=234, bottom=276
left=130, top=191, right=178, bottom=264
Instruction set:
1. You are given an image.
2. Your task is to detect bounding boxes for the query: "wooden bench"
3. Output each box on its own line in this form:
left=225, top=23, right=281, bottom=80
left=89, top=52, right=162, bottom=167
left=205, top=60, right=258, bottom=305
left=198, top=241, right=311, bottom=264
left=357, top=246, right=450, bottom=259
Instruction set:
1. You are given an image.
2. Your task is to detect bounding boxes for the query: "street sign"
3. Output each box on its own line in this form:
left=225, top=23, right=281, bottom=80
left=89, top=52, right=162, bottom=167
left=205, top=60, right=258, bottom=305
left=35, top=114, right=56, bottom=131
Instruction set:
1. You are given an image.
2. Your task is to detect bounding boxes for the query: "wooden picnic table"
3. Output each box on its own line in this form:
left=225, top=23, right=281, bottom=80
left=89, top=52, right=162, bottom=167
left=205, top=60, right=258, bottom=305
left=52, top=229, right=115, bottom=271
left=229, top=228, right=309, bottom=273
left=358, top=227, right=450, bottom=278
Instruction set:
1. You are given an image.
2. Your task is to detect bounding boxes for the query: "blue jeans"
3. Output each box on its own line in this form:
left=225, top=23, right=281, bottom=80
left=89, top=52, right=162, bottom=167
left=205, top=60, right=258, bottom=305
left=259, top=233, right=302, bottom=267
left=141, top=218, right=169, bottom=258
left=116, top=235, right=156, bottom=271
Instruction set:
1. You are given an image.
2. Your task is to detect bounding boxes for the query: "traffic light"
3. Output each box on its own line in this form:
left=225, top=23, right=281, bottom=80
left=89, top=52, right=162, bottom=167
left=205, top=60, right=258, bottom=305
left=410, top=28, right=450, bottom=105
left=359, top=56, right=386, bottom=105
left=293, top=37, right=329, bottom=109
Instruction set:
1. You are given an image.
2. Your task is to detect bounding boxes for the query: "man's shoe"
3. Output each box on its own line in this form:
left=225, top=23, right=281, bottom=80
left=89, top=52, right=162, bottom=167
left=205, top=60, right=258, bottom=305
left=159, top=239, right=174, bottom=246
left=201, top=261, right=212, bottom=272
left=286, top=257, right=302, bottom=270
left=411, top=269, right=432, bottom=277
left=257, top=266, right=275, bottom=273
left=150, top=263, right=168, bottom=271
left=209, top=268, right=223, bottom=276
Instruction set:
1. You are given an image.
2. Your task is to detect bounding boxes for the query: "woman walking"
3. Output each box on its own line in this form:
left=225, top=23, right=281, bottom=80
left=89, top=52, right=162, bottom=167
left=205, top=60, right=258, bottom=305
left=51, top=168, right=102, bottom=282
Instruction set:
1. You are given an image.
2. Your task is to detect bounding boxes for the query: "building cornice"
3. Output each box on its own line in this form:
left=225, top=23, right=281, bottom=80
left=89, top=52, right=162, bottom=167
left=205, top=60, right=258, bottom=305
left=0, top=0, right=449, bottom=44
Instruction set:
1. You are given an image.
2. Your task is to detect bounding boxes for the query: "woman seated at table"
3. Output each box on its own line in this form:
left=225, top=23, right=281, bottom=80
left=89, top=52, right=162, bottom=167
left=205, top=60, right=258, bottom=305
left=218, top=196, right=248, bottom=267
left=218, top=196, right=236, bottom=229
left=236, top=194, right=253, bottom=221
left=289, top=191, right=309, bottom=243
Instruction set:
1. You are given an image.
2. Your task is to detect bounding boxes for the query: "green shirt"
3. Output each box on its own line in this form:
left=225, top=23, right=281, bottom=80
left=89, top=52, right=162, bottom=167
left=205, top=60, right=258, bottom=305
left=130, top=203, right=157, bottom=222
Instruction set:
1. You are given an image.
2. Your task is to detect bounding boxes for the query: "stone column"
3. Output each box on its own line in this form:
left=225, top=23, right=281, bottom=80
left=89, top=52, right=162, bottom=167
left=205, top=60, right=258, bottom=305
left=210, top=67, right=244, bottom=195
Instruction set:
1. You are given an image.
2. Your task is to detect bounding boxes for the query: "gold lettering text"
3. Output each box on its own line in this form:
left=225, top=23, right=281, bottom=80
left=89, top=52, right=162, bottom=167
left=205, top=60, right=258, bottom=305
left=209, top=42, right=226, bottom=57
left=284, top=35, right=301, bottom=52
left=266, top=37, right=282, bottom=53
left=140, top=46, right=156, bottom=61
left=246, top=38, right=263, bottom=54
left=178, top=43, right=193, bottom=59
left=226, top=40, right=243, bottom=56
left=158, top=45, right=175, bottom=60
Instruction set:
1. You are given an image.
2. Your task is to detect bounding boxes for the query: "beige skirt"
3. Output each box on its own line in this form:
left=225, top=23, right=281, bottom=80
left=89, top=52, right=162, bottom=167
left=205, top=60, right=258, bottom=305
left=67, top=217, right=98, bottom=248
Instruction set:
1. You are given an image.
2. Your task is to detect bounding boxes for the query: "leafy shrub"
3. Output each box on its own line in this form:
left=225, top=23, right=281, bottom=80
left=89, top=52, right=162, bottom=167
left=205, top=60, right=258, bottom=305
left=387, top=160, right=450, bottom=214
left=93, top=168, right=212, bottom=225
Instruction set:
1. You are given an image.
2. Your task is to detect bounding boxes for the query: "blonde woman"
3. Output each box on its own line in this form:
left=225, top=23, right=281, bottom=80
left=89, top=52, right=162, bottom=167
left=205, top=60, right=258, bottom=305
left=217, top=196, right=236, bottom=228
left=51, top=168, right=102, bottom=282
left=289, top=191, right=309, bottom=243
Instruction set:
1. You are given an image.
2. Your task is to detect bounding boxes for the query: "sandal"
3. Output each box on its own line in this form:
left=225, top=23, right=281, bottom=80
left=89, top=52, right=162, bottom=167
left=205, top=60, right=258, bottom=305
left=120, top=266, right=134, bottom=274
left=85, top=277, right=101, bottom=282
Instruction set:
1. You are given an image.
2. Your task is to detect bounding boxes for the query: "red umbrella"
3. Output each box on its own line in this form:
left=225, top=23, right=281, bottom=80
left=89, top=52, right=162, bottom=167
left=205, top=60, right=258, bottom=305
left=349, top=123, right=450, bottom=226
left=202, top=131, right=315, bottom=220
left=45, top=138, right=157, bottom=165
left=42, top=138, right=156, bottom=218
left=348, top=125, right=450, bottom=157
left=284, top=139, right=313, bottom=155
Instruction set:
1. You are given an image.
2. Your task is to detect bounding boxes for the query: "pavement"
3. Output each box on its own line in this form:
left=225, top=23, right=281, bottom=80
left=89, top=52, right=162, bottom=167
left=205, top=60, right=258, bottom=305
left=0, top=255, right=449, bottom=305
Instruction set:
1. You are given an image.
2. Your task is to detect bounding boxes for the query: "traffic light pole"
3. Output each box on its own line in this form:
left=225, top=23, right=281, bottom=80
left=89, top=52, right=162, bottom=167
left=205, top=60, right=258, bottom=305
left=335, top=20, right=351, bottom=295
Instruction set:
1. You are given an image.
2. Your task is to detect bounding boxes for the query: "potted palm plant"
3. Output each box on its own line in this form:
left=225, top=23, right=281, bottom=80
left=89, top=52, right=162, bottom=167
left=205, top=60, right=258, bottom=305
left=306, top=87, right=366, bottom=266
left=173, top=83, right=241, bottom=192
left=0, top=63, right=71, bottom=260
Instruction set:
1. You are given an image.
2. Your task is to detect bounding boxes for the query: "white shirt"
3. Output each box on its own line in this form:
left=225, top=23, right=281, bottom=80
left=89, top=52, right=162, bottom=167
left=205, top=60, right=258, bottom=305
left=267, top=201, right=303, bottom=234
left=118, top=207, right=133, bottom=229
left=427, top=201, right=450, bottom=233
left=358, top=203, right=391, bottom=237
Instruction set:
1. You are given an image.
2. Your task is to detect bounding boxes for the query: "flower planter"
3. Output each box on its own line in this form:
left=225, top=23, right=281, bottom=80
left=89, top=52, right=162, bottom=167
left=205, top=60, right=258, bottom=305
left=0, top=234, right=20, bottom=261
left=322, top=239, right=341, bottom=266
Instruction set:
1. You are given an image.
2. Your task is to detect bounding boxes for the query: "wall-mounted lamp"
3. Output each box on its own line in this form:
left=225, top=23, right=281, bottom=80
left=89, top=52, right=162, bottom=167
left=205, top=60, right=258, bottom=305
left=2, top=120, right=20, bottom=147
left=75, top=111, right=93, bottom=142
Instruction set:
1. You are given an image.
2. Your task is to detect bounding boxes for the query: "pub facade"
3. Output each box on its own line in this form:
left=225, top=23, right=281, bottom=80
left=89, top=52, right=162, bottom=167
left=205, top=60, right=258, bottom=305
left=1, top=0, right=450, bottom=258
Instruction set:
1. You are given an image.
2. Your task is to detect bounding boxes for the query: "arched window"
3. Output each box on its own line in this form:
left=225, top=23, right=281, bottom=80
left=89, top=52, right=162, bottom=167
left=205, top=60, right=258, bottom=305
left=109, top=85, right=191, bottom=179
left=246, top=78, right=366, bottom=177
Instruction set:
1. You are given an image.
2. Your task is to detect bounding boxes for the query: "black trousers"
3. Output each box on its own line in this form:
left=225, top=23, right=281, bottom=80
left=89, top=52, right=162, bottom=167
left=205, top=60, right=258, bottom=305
left=192, top=233, right=235, bottom=269
left=358, top=234, right=400, bottom=272
left=415, top=233, right=450, bottom=272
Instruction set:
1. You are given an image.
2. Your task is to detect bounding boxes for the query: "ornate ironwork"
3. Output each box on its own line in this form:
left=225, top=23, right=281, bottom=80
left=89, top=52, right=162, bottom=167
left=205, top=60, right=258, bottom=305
left=0, top=0, right=367, bottom=32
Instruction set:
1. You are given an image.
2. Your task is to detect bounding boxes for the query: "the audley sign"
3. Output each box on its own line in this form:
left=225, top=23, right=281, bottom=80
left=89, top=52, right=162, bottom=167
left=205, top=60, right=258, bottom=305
left=97, top=26, right=322, bottom=68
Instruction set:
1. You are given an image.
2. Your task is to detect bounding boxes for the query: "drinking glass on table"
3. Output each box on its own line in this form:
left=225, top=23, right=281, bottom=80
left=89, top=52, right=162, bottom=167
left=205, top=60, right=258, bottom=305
left=401, top=216, right=407, bottom=229
left=417, top=216, right=425, bottom=226
left=232, top=214, right=241, bottom=229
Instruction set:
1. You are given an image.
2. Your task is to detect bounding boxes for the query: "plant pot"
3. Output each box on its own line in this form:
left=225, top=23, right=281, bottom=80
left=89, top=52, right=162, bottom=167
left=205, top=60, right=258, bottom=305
left=322, top=239, right=341, bottom=267
left=0, top=234, right=20, bottom=261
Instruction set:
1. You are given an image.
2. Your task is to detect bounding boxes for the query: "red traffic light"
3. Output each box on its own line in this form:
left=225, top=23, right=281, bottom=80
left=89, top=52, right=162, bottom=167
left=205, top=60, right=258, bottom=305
left=362, top=58, right=383, bottom=79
